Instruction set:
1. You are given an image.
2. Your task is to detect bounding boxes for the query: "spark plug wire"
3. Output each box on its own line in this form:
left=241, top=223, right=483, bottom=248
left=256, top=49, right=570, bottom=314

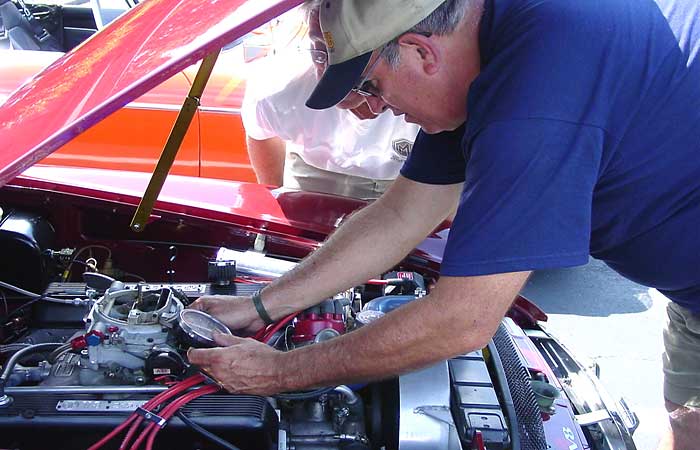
left=141, top=384, right=221, bottom=450
left=87, top=373, right=205, bottom=450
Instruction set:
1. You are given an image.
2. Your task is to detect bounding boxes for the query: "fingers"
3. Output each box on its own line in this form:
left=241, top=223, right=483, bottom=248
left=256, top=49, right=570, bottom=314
left=188, top=296, right=209, bottom=311
left=186, top=347, right=217, bottom=366
left=213, top=332, right=245, bottom=347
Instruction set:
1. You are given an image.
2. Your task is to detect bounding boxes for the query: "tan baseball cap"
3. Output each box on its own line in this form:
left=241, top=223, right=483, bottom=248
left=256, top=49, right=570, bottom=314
left=306, top=0, right=445, bottom=110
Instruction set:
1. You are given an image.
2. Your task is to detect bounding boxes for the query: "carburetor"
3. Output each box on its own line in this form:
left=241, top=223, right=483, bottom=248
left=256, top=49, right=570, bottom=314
left=71, top=285, right=186, bottom=384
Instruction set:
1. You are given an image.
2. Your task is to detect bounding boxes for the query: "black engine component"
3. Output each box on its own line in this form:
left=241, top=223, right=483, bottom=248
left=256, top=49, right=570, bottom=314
left=491, top=323, right=547, bottom=450
left=208, top=260, right=237, bottom=287
left=450, top=352, right=510, bottom=449
left=144, top=347, right=187, bottom=378
left=0, top=392, right=279, bottom=450
left=0, top=208, right=55, bottom=297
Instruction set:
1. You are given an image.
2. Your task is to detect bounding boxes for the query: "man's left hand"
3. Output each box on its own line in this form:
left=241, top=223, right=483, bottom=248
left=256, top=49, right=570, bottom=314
left=187, top=333, right=285, bottom=395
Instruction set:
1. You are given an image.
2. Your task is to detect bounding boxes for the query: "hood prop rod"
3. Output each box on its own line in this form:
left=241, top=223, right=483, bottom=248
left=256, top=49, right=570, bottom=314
left=130, top=49, right=221, bottom=232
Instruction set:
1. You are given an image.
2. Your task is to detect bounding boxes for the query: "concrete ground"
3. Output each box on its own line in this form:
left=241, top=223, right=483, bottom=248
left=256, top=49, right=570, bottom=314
left=522, top=258, right=669, bottom=450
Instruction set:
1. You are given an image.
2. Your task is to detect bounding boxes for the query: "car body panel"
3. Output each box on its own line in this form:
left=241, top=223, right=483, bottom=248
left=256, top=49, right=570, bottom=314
left=0, top=0, right=303, bottom=187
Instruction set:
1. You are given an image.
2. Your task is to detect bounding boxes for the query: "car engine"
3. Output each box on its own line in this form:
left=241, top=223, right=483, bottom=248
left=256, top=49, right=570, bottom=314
left=0, top=206, right=594, bottom=450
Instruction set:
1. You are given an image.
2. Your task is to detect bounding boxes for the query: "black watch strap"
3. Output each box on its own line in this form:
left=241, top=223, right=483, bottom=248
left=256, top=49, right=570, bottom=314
left=252, top=289, right=274, bottom=325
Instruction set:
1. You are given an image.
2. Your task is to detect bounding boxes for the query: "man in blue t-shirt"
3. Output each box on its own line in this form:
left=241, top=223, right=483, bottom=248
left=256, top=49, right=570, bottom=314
left=189, top=0, right=700, bottom=447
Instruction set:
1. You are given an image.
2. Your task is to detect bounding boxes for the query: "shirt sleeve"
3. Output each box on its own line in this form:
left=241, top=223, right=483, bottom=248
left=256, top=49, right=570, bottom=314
left=440, top=118, right=605, bottom=276
left=400, top=125, right=468, bottom=184
left=240, top=61, right=280, bottom=141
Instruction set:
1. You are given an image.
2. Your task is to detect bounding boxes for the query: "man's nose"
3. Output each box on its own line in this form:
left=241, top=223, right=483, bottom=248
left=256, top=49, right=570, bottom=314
left=365, top=95, right=389, bottom=115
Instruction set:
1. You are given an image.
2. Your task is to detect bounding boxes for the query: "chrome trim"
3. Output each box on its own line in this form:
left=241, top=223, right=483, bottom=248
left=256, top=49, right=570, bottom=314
left=529, top=327, right=639, bottom=449
left=576, top=409, right=612, bottom=426
left=56, top=399, right=148, bottom=412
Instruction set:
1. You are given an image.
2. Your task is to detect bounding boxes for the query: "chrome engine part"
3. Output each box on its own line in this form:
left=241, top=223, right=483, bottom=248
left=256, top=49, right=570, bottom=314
left=46, top=285, right=185, bottom=386
left=398, top=361, right=461, bottom=450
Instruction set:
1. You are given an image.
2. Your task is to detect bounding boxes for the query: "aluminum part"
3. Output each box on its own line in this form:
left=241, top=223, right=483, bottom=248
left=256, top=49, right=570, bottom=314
left=333, top=385, right=358, bottom=405
left=216, top=248, right=297, bottom=278
left=56, top=399, right=148, bottom=412
left=398, top=361, right=461, bottom=450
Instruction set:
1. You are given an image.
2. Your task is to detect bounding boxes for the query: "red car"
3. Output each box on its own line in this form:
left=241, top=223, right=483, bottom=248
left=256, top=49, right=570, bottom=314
left=0, top=1, right=638, bottom=449
left=0, top=0, right=308, bottom=182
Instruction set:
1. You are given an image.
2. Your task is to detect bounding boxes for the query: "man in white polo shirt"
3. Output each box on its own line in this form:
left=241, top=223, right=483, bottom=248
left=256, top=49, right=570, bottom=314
left=240, top=1, right=419, bottom=200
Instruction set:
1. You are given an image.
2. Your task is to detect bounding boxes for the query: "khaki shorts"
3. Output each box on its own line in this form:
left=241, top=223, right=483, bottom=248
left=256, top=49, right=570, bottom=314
left=283, top=153, right=393, bottom=200
left=663, top=301, right=700, bottom=407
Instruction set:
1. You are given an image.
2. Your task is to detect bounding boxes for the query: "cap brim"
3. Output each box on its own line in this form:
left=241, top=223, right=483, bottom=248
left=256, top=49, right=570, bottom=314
left=305, top=51, right=372, bottom=110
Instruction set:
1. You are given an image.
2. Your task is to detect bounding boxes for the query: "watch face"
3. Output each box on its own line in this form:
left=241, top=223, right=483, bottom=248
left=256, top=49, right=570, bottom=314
left=179, top=309, right=232, bottom=346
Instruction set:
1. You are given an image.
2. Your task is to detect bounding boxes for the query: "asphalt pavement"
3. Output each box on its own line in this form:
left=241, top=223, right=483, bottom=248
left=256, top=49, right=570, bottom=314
left=522, top=258, right=669, bottom=450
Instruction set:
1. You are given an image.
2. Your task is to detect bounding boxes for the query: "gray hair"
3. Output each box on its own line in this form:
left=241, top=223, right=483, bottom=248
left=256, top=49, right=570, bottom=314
left=382, top=0, right=472, bottom=69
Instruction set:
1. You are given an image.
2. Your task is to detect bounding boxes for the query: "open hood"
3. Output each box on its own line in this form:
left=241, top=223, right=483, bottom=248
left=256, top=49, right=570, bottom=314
left=0, top=0, right=302, bottom=187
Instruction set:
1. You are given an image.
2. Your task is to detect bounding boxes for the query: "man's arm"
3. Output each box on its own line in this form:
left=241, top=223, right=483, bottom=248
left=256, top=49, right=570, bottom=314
left=189, top=175, right=462, bottom=333
left=189, top=271, right=531, bottom=394
left=259, top=175, right=463, bottom=318
left=246, top=135, right=286, bottom=186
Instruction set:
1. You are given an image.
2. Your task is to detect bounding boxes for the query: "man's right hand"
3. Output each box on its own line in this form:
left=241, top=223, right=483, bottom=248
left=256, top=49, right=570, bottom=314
left=188, top=295, right=265, bottom=336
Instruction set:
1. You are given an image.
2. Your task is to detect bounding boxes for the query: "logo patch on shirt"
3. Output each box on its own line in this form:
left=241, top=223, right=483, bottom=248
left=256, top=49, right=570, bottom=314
left=323, top=31, right=335, bottom=52
left=391, top=139, right=413, bottom=161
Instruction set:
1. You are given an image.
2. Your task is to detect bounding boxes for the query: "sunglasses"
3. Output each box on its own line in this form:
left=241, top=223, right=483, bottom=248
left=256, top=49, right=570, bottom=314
left=350, top=46, right=388, bottom=99
left=350, top=31, right=432, bottom=99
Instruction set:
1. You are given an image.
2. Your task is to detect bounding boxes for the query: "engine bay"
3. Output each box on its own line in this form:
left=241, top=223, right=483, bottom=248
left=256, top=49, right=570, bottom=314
left=0, top=203, right=523, bottom=450
left=0, top=187, right=634, bottom=450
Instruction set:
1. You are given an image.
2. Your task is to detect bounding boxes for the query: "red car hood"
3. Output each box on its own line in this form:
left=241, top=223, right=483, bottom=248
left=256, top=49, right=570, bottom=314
left=0, top=0, right=302, bottom=187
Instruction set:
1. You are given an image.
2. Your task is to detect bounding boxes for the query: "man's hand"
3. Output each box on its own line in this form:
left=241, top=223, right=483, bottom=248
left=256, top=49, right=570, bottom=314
left=187, top=333, right=285, bottom=395
left=188, top=295, right=264, bottom=335
left=347, top=101, right=379, bottom=120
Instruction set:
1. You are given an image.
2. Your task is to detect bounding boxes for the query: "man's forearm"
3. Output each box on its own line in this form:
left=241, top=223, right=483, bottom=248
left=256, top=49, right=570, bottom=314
left=260, top=178, right=463, bottom=319
left=246, top=136, right=286, bottom=186
left=278, top=272, right=530, bottom=390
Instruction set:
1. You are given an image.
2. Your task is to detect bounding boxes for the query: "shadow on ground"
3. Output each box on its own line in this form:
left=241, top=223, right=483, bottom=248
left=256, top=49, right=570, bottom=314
left=521, top=258, right=651, bottom=316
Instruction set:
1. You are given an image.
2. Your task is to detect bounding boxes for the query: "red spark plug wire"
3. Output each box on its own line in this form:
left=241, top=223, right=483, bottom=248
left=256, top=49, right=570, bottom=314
left=133, top=384, right=221, bottom=450
left=87, top=373, right=206, bottom=450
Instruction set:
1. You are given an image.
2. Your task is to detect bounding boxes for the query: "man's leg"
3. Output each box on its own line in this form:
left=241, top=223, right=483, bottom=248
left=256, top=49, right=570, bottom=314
left=658, top=302, right=700, bottom=450
left=658, top=401, right=700, bottom=450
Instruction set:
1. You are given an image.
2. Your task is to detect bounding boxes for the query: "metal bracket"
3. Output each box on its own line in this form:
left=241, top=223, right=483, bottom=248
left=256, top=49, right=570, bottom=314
left=0, top=394, right=13, bottom=408
left=130, top=49, right=221, bottom=232
left=136, top=406, right=167, bottom=428
left=414, top=405, right=457, bottom=429
left=575, top=408, right=612, bottom=426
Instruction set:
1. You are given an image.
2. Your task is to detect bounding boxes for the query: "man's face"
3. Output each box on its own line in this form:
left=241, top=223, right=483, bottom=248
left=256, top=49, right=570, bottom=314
left=355, top=46, right=474, bottom=134
left=307, top=9, right=370, bottom=111
left=343, top=7, right=483, bottom=134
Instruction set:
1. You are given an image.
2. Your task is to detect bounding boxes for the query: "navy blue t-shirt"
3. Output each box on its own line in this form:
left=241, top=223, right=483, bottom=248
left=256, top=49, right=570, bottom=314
left=401, top=0, right=700, bottom=312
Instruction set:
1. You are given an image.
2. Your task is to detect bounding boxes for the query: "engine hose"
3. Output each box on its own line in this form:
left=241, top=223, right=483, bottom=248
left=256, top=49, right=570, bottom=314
left=48, top=342, right=73, bottom=363
left=175, top=411, right=241, bottom=450
left=274, top=386, right=335, bottom=401
left=0, top=343, right=63, bottom=395
left=0, top=280, right=68, bottom=304
left=0, top=344, right=31, bottom=354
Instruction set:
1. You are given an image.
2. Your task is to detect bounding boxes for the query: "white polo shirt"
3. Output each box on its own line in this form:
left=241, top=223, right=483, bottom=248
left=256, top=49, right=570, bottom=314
left=241, top=51, right=420, bottom=181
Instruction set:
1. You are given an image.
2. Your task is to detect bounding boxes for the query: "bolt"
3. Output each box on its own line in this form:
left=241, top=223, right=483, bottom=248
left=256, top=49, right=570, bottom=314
left=0, top=395, right=13, bottom=407
left=336, top=407, right=350, bottom=419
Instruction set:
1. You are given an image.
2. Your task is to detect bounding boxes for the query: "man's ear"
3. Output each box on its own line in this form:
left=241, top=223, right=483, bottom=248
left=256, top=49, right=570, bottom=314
left=397, top=32, right=440, bottom=75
